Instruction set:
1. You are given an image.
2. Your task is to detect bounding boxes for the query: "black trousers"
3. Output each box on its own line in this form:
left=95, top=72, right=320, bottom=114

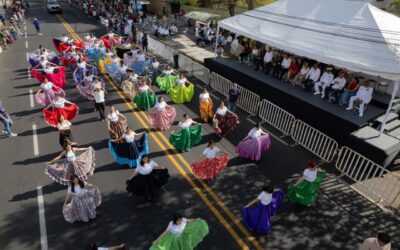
left=303, top=79, right=315, bottom=91
left=95, top=101, right=105, bottom=119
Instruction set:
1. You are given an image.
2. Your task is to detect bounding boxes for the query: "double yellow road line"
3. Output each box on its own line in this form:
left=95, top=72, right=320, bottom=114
left=56, top=14, right=263, bottom=250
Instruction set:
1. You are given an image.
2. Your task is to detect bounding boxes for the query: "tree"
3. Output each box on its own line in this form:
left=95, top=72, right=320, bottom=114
left=245, top=0, right=255, bottom=10
left=388, top=0, right=400, bottom=16
left=227, top=0, right=236, bottom=16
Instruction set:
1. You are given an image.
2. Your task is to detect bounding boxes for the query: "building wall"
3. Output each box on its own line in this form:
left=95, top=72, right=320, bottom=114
left=148, top=0, right=167, bottom=14
left=353, top=0, right=394, bottom=9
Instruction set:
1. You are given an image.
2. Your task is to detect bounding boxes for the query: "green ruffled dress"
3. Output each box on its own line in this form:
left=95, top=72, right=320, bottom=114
left=169, top=83, right=195, bottom=104
left=288, top=172, right=326, bottom=206
left=134, top=92, right=157, bottom=110
left=156, top=75, right=178, bottom=92
left=150, top=219, right=209, bottom=250
left=169, top=125, right=202, bottom=152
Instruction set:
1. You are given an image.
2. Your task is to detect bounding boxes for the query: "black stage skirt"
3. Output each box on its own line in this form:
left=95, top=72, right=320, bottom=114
left=126, top=169, right=170, bottom=198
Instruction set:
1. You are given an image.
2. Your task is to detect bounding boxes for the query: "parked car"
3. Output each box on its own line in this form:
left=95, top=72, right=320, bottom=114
left=47, top=0, right=62, bottom=14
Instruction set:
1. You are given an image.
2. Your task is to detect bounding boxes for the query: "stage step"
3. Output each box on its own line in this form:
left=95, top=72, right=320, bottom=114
left=384, top=119, right=400, bottom=132
left=389, top=127, right=400, bottom=138
left=375, top=112, right=399, bottom=124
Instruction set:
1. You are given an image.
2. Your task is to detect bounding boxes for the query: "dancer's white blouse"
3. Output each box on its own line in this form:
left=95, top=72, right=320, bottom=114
left=203, top=147, right=220, bottom=159
left=248, top=128, right=262, bottom=139
left=257, top=191, right=272, bottom=205
left=41, top=82, right=53, bottom=91
left=135, top=161, right=158, bottom=175
left=216, top=106, right=228, bottom=116
left=66, top=150, right=76, bottom=162
left=167, top=218, right=187, bottom=235
left=155, top=101, right=166, bottom=111
left=178, top=119, right=194, bottom=129
left=199, top=92, right=210, bottom=101
left=53, top=98, right=65, bottom=108
left=303, top=169, right=317, bottom=182
left=107, top=111, right=120, bottom=122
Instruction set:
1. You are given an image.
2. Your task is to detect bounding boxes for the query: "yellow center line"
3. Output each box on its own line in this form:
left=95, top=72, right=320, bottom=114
left=56, top=14, right=263, bottom=250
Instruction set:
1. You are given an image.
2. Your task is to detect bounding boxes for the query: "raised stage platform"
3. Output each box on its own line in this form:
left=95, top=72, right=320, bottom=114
left=204, top=57, right=395, bottom=165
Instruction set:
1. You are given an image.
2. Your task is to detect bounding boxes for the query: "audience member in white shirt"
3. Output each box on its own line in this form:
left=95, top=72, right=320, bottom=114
left=277, top=54, right=291, bottom=80
left=346, top=81, right=374, bottom=117
left=304, top=62, right=321, bottom=91
left=261, top=46, right=274, bottom=74
left=92, top=86, right=106, bottom=120
left=313, top=68, right=334, bottom=98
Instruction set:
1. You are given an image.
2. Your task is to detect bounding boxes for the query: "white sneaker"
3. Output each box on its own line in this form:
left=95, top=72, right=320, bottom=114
left=2, top=130, right=7, bottom=134
left=314, top=92, right=320, bottom=95
left=321, top=95, right=325, bottom=99
left=359, top=113, right=363, bottom=117
left=346, top=107, right=352, bottom=110
left=9, top=133, right=17, bottom=137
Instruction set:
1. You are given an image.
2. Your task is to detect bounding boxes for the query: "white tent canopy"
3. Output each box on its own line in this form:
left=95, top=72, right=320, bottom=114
left=218, top=0, right=400, bottom=81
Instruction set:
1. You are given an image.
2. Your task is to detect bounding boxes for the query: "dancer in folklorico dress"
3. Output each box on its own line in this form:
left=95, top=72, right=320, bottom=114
left=199, top=88, right=213, bottom=123
left=191, top=140, right=228, bottom=181
left=213, top=101, right=240, bottom=137
left=133, top=80, right=157, bottom=110
left=169, top=114, right=202, bottom=152
left=151, top=213, right=209, bottom=250
left=236, top=123, right=271, bottom=161
left=57, top=115, right=77, bottom=149
left=241, top=185, right=284, bottom=234
left=43, top=95, right=79, bottom=127
left=169, top=74, right=195, bottom=104
left=32, top=62, right=66, bottom=89
left=288, top=160, right=326, bottom=206
left=108, top=127, right=149, bottom=168
left=126, top=155, right=170, bottom=201
left=45, top=144, right=95, bottom=185
left=146, top=57, right=161, bottom=84
left=121, top=70, right=139, bottom=100
left=156, top=65, right=177, bottom=92
left=63, top=174, right=101, bottom=223
left=107, top=105, right=127, bottom=140
left=35, top=78, right=65, bottom=107
left=86, top=242, right=127, bottom=250
left=149, top=96, right=176, bottom=131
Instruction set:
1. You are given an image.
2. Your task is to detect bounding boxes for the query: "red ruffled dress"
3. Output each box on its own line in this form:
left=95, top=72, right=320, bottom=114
left=191, top=146, right=228, bottom=180
left=43, top=98, right=79, bottom=127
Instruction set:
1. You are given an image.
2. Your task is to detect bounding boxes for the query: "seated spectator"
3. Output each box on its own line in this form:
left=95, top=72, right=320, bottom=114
left=249, top=45, right=260, bottom=65
left=339, top=77, right=360, bottom=106
left=216, top=45, right=223, bottom=57
left=239, top=43, right=251, bottom=63
left=292, top=61, right=310, bottom=87
left=271, top=51, right=283, bottom=77
left=313, top=68, right=334, bottom=98
left=284, top=57, right=299, bottom=83
left=254, top=46, right=266, bottom=71
left=346, top=81, right=374, bottom=117
left=304, top=62, right=321, bottom=91
left=257, top=46, right=273, bottom=73
left=275, top=53, right=291, bottom=80
left=326, top=71, right=347, bottom=102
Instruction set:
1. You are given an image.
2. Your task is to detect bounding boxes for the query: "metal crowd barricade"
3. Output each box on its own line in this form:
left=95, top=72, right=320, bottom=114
left=210, top=72, right=231, bottom=97
left=178, top=53, right=193, bottom=75
left=258, top=99, right=296, bottom=136
left=291, top=120, right=338, bottom=162
left=191, top=61, right=211, bottom=85
left=335, top=147, right=400, bottom=206
left=209, top=72, right=260, bottom=115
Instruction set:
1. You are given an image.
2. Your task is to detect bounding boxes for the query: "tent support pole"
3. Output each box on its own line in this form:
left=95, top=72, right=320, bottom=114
left=214, top=25, right=220, bottom=58
left=379, top=80, right=399, bottom=135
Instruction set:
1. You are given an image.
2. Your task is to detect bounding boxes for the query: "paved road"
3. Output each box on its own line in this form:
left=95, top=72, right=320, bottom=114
left=0, top=1, right=399, bottom=250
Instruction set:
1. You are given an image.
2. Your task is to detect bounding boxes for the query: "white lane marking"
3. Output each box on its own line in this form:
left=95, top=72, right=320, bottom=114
left=25, top=41, right=29, bottom=48
left=25, top=32, right=27, bottom=39
left=32, top=124, right=39, bottom=156
left=24, top=26, right=26, bottom=31
left=26, top=52, right=29, bottom=61
left=29, top=89, right=35, bottom=108
left=27, top=68, right=31, bottom=79
left=37, top=186, right=48, bottom=250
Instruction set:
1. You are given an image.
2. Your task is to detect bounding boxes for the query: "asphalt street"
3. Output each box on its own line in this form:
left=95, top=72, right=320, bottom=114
left=0, top=1, right=399, bottom=249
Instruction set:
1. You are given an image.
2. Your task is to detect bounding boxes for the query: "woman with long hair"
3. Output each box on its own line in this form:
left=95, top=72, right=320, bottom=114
left=149, top=96, right=176, bottom=131
left=151, top=213, right=209, bottom=250
left=191, top=140, right=228, bottom=180
left=169, top=74, right=194, bottom=104
left=107, top=105, right=127, bottom=140
left=288, top=160, right=326, bottom=206
left=169, top=114, right=202, bottom=152
left=35, top=78, right=65, bottom=107
left=199, top=88, right=213, bottom=123
left=126, top=155, right=169, bottom=201
left=213, top=101, right=239, bottom=137
left=45, top=144, right=95, bottom=185
left=121, top=70, right=139, bottom=100
left=43, top=95, right=79, bottom=127
left=133, top=80, right=157, bottom=110
left=108, top=127, right=149, bottom=168
left=242, top=185, right=283, bottom=234
left=236, top=123, right=271, bottom=161
left=63, top=174, right=101, bottom=223
left=57, top=115, right=76, bottom=148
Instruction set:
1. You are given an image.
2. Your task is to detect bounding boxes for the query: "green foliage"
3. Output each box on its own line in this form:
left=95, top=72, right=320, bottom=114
left=185, top=0, right=198, bottom=6
left=388, top=0, right=400, bottom=16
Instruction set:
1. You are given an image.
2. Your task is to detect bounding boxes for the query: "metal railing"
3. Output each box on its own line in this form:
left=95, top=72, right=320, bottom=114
left=147, top=36, right=175, bottom=64
left=291, top=120, right=339, bottom=162
left=178, top=53, right=210, bottom=85
left=258, top=99, right=296, bottom=136
left=209, top=72, right=260, bottom=115
left=336, top=147, right=400, bottom=206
